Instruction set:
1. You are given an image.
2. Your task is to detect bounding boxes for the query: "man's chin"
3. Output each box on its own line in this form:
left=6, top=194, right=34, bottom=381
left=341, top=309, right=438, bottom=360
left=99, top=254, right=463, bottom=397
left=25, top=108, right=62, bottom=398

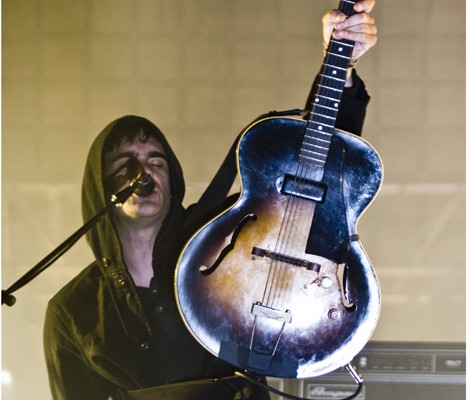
left=124, top=203, right=169, bottom=219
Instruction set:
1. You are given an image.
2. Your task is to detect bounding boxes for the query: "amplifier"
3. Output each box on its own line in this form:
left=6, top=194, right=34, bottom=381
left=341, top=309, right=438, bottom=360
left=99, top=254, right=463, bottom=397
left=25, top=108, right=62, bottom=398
left=267, top=341, right=466, bottom=400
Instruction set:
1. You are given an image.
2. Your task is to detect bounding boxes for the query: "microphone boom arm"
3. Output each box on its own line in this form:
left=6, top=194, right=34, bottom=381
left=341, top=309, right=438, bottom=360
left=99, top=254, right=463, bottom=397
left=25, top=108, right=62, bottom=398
left=2, top=180, right=141, bottom=307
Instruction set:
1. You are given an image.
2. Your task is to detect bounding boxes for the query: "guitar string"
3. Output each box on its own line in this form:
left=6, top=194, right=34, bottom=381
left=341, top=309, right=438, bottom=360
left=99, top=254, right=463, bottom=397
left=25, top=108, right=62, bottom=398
left=263, top=89, right=338, bottom=313
left=250, top=0, right=355, bottom=355
left=268, top=163, right=306, bottom=310
left=261, top=35, right=349, bottom=316
left=274, top=161, right=315, bottom=312
left=262, top=86, right=328, bottom=309
left=261, top=157, right=305, bottom=309
left=272, top=124, right=327, bottom=312
left=263, top=134, right=321, bottom=312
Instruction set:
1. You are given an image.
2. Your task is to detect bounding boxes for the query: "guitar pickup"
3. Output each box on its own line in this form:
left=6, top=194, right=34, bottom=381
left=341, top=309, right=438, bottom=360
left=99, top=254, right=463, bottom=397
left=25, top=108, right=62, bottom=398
left=275, top=174, right=327, bottom=202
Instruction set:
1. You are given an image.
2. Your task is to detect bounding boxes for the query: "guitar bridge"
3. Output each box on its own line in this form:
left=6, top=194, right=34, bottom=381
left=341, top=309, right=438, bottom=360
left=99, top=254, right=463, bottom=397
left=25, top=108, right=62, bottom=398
left=251, top=247, right=321, bottom=273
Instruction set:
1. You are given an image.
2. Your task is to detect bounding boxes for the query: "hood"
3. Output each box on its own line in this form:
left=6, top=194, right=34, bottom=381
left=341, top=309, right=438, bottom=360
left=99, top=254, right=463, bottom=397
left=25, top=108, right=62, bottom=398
left=81, top=115, right=186, bottom=274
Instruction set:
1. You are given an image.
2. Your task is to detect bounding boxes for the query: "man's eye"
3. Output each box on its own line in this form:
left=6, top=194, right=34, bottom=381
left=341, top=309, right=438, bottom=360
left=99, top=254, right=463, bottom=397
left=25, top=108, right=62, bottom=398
left=149, top=159, right=166, bottom=169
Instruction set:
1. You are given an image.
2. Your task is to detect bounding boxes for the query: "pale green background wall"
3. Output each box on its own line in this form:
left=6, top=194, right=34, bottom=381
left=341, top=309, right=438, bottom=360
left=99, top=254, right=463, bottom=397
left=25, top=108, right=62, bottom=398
left=2, top=1, right=465, bottom=399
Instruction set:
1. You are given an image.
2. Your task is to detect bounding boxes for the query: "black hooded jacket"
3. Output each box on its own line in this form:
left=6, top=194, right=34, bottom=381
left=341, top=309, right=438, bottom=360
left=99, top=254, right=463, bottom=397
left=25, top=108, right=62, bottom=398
left=43, top=71, right=370, bottom=400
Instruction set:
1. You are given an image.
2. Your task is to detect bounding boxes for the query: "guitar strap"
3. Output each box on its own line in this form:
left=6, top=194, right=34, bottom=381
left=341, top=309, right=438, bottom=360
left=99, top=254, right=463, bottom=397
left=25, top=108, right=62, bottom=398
left=186, top=134, right=240, bottom=226
left=182, top=109, right=304, bottom=231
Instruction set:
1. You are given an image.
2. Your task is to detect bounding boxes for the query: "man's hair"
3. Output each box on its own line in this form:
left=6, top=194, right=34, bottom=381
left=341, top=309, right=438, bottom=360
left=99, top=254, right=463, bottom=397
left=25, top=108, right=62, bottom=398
left=102, top=116, right=169, bottom=195
left=103, top=115, right=165, bottom=154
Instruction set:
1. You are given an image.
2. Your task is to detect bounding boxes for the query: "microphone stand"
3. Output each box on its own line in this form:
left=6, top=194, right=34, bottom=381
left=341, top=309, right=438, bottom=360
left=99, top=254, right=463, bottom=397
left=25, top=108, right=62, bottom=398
left=2, top=177, right=142, bottom=307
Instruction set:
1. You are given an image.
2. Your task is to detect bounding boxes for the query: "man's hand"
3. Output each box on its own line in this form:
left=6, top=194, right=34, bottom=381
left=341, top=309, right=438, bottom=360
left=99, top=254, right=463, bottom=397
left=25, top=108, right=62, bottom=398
left=322, top=0, right=377, bottom=75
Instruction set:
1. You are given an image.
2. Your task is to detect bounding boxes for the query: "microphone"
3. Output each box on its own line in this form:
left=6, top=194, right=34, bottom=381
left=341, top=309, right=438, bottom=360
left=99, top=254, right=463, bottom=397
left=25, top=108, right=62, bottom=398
left=132, top=172, right=155, bottom=197
left=104, top=156, right=155, bottom=198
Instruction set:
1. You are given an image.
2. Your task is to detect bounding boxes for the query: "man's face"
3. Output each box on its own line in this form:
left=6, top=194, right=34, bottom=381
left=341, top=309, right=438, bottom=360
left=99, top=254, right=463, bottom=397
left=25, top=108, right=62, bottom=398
left=103, top=136, right=171, bottom=225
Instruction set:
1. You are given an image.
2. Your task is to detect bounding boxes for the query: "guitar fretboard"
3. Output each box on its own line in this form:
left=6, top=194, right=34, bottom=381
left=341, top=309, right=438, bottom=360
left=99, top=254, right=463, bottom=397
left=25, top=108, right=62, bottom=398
left=299, top=0, right=357, bottom=179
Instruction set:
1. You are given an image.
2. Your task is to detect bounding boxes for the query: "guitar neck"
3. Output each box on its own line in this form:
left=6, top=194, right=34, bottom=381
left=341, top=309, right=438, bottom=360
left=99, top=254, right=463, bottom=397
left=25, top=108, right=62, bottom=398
left=299, top=0, right=357, bottom=178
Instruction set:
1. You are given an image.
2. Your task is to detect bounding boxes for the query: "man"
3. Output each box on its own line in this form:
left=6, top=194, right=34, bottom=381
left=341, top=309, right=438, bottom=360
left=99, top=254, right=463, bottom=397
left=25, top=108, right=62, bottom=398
left=44, top=2, right=378, bottom=399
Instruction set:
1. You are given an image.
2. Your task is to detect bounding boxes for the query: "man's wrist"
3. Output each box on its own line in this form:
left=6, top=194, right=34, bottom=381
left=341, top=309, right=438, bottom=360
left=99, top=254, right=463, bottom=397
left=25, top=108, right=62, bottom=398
left=345, top=67, right=354, bottom=87
left=345, top=58, right=359, bottom=87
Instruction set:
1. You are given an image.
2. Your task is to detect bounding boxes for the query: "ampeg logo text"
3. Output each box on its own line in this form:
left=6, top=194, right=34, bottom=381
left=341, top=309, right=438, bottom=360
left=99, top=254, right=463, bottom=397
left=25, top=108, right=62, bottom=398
left=306, top=384, right=366, bottom=400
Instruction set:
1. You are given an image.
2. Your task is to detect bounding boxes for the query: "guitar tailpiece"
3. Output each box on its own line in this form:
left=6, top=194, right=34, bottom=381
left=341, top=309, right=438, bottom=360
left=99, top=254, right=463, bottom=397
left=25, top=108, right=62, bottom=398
left=234, top=369, right=363, bottom=400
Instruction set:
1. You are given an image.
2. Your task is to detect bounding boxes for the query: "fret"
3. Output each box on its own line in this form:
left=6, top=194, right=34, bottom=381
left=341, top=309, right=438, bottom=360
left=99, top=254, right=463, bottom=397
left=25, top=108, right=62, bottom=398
left=307, top=127, right=334, bottom=139
left=298, top=154, right=327, bottom=166
left=303, top=142, right=329, bottom=152
left=303, top=138, right=332, bottom=150
left=306, top=120, right=334, bottom=132
left=312, top=108, right=339, bottom=121
left=311, top=101, right=339, bottom=118
left=303, top=142, right=332, bottom=155
left=304, top=156, right=328, bottom=165
left=327, top=43, right=353, bottom=56
left=311, top=112, right=336, bottom=123
left=303, top=140, right=331, bottom=153
left=326, top=41, right=354, bottom=64
left=316, top=83, right=343, bottom=96
left=315, top=92, right=340, bottom=103
left=325, top=56, right=351, bottom=71
left=302, top=151, right=329, bottom=164
left=321, top=76, right=347, bottom=87
left=322, top=68, right=347, bottom=83
left=302, top=138, right=329, bottom=151
left=309, top=114, right=338, bottom=130
left=329, top=39, right=354, bottom=50
left=315, top=95, right=340, bottom=108
left=319, top=74, right=347, bottom=87
left=304, top=129, right=332, bottom=140
left=326, top=51, right=352, bottom=62
left=309, top=111, right=336, bottom=124
left=302, top=148, right=328, bottom=159
left=323, top=62, right=348, bottom=72
left=304, top=139, right=330, bottom=150
left=305, top=123, right=332, bottom=136
left=313, top=103, right=339, bottom=114
left=316, top=75, right=347, bottom=93
left=317, top=79, right=345, bottom=90
left=303, top=134, right=330, bottom=145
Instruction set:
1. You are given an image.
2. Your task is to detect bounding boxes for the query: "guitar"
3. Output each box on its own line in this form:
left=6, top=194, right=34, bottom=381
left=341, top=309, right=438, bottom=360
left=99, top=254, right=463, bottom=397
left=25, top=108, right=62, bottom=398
left=175, top=0, right=382, bottom=379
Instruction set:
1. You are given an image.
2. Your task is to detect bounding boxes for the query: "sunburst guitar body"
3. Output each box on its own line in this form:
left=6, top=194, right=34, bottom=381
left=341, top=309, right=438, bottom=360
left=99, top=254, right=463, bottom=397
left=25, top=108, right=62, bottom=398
left=175, top=0, right=382, bottom=379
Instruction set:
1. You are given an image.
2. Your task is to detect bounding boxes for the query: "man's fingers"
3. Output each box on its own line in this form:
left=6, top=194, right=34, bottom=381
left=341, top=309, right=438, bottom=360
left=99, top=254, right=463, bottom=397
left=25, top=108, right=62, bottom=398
left=334, top=29, right=378, bottom=47
left=322, top=9, right=346, bottom=26
left=338, top=12, right=375, bottom=31
left=354, top=0, right=376, bottom=13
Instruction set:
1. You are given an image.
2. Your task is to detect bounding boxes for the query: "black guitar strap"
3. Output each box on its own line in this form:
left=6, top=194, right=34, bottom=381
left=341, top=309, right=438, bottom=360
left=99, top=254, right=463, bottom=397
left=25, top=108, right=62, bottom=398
left=183, top=109, right=304, bottom=231
left=181, top=134, right=240, bottom=231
